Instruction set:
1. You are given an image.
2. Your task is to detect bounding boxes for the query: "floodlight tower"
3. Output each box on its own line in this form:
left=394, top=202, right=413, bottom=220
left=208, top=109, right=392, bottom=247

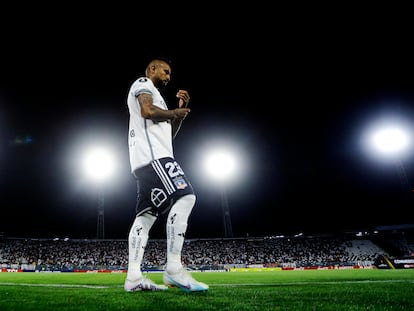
left=220, top=185, right=233, bottom=238
left=395, top=159, right=411, bottom=193
left=97, top=186, right=105, bottom=240
left=362, top=117, right=414, bottom=256
left=82, top=147, right=115, bottom=239
left=204, top=149, right=238, bottom=238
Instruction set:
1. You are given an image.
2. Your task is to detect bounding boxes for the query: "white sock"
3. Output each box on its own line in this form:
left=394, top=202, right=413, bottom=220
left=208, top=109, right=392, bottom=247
left=126, top=212, right=157, bottom=281
left=166, top=194, right=196, bottom=274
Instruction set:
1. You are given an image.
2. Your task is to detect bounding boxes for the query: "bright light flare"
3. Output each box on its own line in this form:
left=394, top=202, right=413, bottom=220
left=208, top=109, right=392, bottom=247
left=361, top=116, right=413, bottom=162
left=204, top=149, right=238, bottom=182
left=371, top=127, right=410, bottom=155
left=82, top=147, right=115, bottom=183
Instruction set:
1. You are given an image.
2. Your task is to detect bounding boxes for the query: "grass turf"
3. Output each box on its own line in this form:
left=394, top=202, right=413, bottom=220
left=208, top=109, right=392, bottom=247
left=1, top=269, right=414, bottom=310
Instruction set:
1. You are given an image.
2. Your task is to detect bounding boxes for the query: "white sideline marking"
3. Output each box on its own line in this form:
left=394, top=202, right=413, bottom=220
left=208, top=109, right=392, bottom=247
left=0, top=282, right=115, bottom=289
left=212, top=279, right=414, bottom=286
left=0, top=279, right=413, bottom=289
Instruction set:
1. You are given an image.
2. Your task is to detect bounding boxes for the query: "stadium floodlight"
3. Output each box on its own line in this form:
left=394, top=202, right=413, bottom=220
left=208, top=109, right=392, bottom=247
left=82, top=147, right=115, bottom=184
left=361, top=116, right=413, bottom=192
left=203, top=147, right=241, bottom=238
left=368, top=126, right=410, bottom=158
left=204, top=149, right=238, bottom=183
left=81, top=145, right=116, bottom=239
left=362, top=117, right=413, bottom=162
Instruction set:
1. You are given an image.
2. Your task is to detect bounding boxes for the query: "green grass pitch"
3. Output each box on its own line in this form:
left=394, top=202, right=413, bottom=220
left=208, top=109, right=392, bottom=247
left=1, top=269, right=414, bottom=310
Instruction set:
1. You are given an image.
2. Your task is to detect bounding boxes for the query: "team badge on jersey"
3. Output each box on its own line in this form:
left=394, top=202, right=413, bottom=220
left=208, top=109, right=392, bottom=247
left=138, top=78, right=148, bottom=83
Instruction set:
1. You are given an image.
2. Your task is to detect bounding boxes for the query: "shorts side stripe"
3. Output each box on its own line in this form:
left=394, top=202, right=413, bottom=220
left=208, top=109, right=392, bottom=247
left=152, top=160, right=175, bottom=194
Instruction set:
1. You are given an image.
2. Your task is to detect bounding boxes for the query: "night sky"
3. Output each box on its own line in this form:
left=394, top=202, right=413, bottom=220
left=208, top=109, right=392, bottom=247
left=1, top=9, right=414, bottom=239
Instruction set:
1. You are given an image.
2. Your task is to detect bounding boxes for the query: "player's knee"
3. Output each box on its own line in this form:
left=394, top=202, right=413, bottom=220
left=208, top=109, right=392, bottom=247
left=179, top=194, right=196, bottom=207
left=170, top=194, right=196, bottom=216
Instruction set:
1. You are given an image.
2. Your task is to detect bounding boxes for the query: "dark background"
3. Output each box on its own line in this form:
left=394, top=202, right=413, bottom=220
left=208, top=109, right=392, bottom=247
left=1, top=6, right=414, bottom=239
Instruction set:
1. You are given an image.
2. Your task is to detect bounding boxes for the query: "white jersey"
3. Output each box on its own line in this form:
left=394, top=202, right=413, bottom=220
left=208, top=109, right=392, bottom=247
left=127, top=77, right=174, bottom=172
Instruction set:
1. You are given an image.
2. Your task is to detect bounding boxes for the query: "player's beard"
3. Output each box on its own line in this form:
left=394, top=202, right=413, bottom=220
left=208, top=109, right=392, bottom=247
left=155, top=78, right=169, bottom=91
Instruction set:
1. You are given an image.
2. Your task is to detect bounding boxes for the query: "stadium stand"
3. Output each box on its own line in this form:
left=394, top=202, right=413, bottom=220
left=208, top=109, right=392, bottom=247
left=2, top=231, right=410, bottom=272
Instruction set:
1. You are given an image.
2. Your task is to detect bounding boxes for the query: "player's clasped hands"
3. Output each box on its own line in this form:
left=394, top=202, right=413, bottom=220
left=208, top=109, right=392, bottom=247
left=176, top=90, right=190, bottom=107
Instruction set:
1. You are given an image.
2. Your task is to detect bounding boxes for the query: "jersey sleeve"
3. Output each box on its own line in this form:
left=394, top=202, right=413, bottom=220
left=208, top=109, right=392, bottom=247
left=131, top=77, right=154, bottom=97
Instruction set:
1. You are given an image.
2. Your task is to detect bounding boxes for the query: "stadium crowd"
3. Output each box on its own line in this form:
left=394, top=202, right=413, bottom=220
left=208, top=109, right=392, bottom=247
left=0, top=234, right=400, bottom=272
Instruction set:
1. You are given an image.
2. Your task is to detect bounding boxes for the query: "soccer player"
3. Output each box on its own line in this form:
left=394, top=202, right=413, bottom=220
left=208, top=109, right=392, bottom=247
left=124, top=58, right=209, bottom=292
